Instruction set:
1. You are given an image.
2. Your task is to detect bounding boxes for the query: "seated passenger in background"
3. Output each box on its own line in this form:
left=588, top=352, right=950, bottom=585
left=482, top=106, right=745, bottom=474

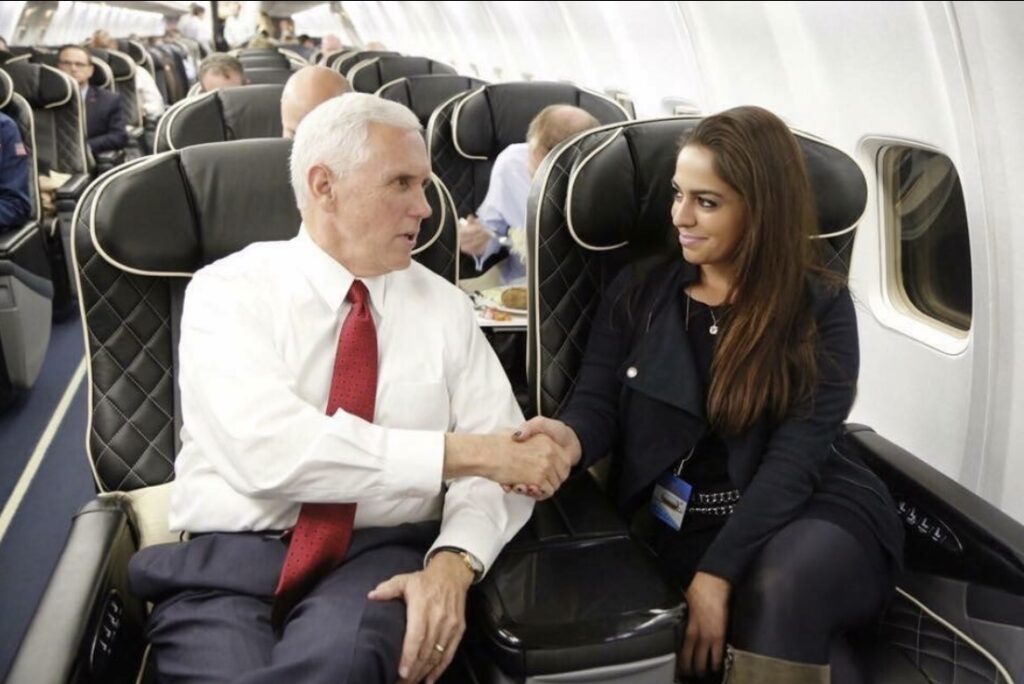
left=280, top=65, right=351, bottom=138
left=128, top=94, right=572, bottom=684
left=320, top=33, right=344, bottom=57
left=198, top=52, right=247, bottom=92
left=459, top=105, right=599, bottom=285
left=90, top=30, right=165, bottom=118
left=57, top=45, right=128, bottom=155
left=514, top=106, right=904, bottom=683
left=0, top=111, right=31, bottom=231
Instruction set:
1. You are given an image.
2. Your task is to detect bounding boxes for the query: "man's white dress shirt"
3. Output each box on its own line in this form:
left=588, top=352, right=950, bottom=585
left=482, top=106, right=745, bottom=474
left=171, top=226, right=533, bottom=573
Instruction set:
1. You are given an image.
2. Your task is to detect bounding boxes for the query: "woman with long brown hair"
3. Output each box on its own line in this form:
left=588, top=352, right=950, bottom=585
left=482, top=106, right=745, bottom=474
left=515, top=106, right=903, bottom=682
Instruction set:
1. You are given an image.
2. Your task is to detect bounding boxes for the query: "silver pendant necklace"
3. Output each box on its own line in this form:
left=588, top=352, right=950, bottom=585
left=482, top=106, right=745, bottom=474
left=685, top=292, right=720, bottom=336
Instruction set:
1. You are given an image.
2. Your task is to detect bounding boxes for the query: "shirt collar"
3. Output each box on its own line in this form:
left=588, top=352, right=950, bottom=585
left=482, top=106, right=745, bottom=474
left=294, top=224, right=387, bottom=316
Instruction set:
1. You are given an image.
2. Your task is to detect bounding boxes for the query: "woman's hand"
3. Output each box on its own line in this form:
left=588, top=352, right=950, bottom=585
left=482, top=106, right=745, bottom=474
left=679, top=571, right=731, bottom=678
left=508, top=417, right=583, bottom=496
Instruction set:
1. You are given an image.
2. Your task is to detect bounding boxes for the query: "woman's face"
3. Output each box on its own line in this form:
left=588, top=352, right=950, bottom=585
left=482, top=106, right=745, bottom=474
left=671, top=144, right=746, bottom=268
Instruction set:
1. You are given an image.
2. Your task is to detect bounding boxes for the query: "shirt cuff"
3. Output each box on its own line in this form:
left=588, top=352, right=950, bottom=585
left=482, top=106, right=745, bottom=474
left=427, top=497, right=523, bottom=578
left=384, top=428, right=445, bottom=497
left=473, top=236, right=501, bottom=271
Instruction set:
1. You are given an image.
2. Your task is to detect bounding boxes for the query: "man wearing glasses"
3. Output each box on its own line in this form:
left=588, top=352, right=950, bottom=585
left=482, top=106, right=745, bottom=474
left=57, top=45, right=127, bottom=155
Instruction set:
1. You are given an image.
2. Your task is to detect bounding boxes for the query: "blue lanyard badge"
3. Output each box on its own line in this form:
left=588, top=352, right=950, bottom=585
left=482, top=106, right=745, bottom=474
left=651, top=472, right=692, bottom=531
left=650, top=449, right=694, bottom=531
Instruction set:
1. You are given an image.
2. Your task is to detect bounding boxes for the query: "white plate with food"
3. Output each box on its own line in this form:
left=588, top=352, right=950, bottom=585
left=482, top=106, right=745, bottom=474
left=476, top=286, right=528, bottom=314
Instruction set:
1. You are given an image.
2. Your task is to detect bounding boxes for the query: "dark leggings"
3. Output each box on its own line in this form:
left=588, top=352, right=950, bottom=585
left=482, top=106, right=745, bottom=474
left=730, top=517, right=889, bottom=682
left=643, top=514, right=890, bottom=682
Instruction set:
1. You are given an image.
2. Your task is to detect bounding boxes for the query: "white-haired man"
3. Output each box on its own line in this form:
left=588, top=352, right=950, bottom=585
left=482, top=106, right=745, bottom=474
left=128, top=94, right=575, bottom=683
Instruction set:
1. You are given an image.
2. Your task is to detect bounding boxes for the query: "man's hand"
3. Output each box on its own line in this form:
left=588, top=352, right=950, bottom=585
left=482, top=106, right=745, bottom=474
left=443, top=431, right=577, bottom=499
left=368, top=551, right=475, bottom=684
left=678, top=571, right=731, bottom=678
left=458, top=215, right=494, bottom=257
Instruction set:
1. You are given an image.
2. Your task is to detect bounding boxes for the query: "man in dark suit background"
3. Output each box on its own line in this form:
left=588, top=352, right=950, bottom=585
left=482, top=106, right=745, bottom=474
left=57, top=45, right=127, bottom=155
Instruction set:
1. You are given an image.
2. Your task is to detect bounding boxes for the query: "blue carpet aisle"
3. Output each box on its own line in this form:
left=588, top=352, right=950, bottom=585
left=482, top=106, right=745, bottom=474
left=0, top=317, right=95, bottom=680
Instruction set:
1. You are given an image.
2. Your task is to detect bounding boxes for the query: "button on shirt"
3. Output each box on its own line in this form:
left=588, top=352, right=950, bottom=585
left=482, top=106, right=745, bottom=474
left=475, top=142, right=531, bottom=285
left=171, top=226, right=533, bottom=572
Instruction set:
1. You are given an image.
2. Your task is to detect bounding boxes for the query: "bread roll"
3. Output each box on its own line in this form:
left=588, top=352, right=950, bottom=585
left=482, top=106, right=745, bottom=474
left=501, top=286, right=527, bottom=310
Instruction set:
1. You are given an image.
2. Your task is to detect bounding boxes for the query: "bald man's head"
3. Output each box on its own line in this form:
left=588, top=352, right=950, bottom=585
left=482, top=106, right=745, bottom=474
left=526, top=105, right=601, bottom=176
left=281, top=66, right=352, bottom=138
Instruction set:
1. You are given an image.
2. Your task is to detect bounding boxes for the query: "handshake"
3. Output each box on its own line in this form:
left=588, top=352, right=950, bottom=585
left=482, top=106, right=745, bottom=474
left=443, top=417, right=582, bottom=500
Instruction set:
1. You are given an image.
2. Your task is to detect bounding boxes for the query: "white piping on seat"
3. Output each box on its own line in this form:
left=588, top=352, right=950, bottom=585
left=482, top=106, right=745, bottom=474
left=894, top=586, right=1014, bottom=684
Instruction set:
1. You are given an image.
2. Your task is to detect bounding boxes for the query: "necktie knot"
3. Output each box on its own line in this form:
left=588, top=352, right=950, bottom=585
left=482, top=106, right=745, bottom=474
left=347, top=280, right=370, bottom=308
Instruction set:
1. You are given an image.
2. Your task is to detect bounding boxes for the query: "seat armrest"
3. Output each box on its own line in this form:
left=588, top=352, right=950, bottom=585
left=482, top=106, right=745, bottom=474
left=5, top=497, right=148, bottom=684
left=95, top=150, right=127, bottom=175
left=55, top=174, right=92, bottom=202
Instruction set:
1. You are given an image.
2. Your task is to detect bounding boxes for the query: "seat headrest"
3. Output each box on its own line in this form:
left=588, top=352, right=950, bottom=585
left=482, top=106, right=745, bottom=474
left=244, top=68, right=292, bottom=86
left=165, top=84, right=284, bottom=150
left=0, top=70, right=13, bottom=109
left=350, top=55, right=457, bottom=94
left=0, top=61, right=75, bottom=109
left=89, top=137, right=452, bottom=275
left=453, top=82, right=631, bottom=160
left=237, top=48, right=290, bottom=69
left=335, top=50, right=398, bottom=77
left=378, top=74, right=486, bottom=124
left=93, top=48, right=135, bottom=80
left=88, top=57, right=113, bottom=89
left=89, top=139, right=300, bottom=274
left=556, top=118, right=866, bottom=251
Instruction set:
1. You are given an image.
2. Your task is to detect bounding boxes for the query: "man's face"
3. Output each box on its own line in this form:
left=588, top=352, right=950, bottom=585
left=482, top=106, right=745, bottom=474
left=322, top=124, right=433, bottom=276
left=58, top=47, right=94, bottom=87
left=201, top=69, right=244, bottom=92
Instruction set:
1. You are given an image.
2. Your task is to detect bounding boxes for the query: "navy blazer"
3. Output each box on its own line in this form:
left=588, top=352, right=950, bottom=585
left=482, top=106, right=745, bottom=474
left=83, top=86, right=128, bottom=154
left=559, top=258, right=904, bottom=584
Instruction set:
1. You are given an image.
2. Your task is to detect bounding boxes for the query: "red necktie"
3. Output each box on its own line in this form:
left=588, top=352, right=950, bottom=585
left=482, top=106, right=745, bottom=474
left=272, top=280, right=377, bottom=629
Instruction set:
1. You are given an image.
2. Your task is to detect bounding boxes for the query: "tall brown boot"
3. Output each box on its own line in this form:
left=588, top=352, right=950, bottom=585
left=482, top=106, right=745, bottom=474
left=722, top=646, right=830, bottom=684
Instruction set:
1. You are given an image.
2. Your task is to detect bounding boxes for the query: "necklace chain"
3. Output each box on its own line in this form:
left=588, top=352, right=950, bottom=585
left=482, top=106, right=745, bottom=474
left=685, top=291, right=721, bottom=336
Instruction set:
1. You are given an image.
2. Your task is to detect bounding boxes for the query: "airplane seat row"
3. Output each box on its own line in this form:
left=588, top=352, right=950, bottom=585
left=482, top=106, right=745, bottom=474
left=330, top=48, right=398, bottom=78
left=234, top=47, right=303, bottom=87
left=347, top=54, right=458, bottom=94
left=0, top=68, right=51, bottom=412
left=153, top=83, right=284, bottom=153
left=5, top=94, right=1024, bottom=681
left=428, top=81, right=632, bottom=220
left=0, top=57, right=89, bottom=314
left=376, top=73, right=488, bottom=127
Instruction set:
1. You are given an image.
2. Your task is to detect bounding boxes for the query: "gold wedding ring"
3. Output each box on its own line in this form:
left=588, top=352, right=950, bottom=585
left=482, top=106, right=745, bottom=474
left=434, top=643, right=446, bottom=653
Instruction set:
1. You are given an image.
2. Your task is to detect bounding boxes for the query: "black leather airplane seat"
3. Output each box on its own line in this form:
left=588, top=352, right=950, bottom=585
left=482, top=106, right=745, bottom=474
left=526, top=116, right=864, bottom=417
left=0, top=59, right=89, bottom=312
left=152, top=101, right=458, bottom=282
left=0, top=68, right=52, bottom=411
left=347, top=55, right=458, bottom=94
left=235, top=47, right=291, bottom=70
left=154, top=84, right=284, bottom=153
left=427, top=81, right=632, bottom=220
left=377, top=74, right=487, bottom=127
left=119, top=39, right=156, bottom=80
left=331, top=49, right=399, bottom=78
left=150, top=44, right=189, bottom=104
left=90, top=47, right=142, bottom=128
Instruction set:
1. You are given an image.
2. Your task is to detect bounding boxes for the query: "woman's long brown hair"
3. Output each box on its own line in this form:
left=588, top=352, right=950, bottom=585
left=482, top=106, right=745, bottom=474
left=685, top=106, right=840, bottom=435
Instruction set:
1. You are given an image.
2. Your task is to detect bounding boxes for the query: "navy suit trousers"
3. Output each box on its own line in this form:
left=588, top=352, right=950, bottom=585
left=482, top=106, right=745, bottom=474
left=129, top=521, right=439, bottom=684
